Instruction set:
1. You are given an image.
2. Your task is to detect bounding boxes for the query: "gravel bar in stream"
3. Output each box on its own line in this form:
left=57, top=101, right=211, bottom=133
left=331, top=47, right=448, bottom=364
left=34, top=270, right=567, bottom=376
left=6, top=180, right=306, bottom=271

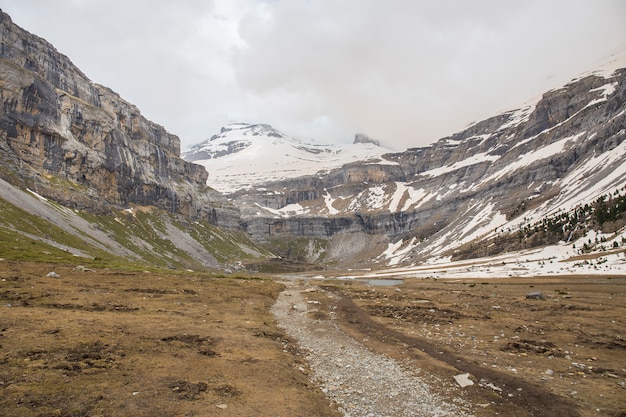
left=272, top=281, right=473, bottom=417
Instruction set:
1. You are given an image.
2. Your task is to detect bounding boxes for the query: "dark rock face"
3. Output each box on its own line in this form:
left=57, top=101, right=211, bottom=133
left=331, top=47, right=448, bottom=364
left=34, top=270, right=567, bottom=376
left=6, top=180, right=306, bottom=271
left=353, top=133, right=380, bottom=146
left=0, top=10, right=219, bottom=220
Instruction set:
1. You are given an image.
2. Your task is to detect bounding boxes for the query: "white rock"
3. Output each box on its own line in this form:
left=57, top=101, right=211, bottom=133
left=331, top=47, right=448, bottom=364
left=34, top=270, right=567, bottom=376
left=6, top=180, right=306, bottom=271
left=454, top=373, right=474, bottom=388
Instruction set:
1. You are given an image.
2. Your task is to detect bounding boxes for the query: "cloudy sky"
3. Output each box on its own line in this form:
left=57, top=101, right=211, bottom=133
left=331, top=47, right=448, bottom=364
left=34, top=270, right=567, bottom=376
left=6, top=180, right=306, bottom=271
left=2, top=1, right=626, bottom=151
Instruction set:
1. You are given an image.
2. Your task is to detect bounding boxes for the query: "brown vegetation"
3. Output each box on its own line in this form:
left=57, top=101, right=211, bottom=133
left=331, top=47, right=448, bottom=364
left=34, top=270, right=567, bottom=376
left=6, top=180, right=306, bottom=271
left=317, top=275, right=626, bottom=417
left=0, top=262, right=339, bottom=417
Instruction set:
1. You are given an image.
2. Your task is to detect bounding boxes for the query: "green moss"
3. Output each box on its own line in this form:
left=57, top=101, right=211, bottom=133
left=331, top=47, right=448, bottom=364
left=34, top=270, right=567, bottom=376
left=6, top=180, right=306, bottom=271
left=186, top=219, right=273, bottom=263
left=77, top=209, right=192, bottom=269
left=45, top=174, right=89, bottom=193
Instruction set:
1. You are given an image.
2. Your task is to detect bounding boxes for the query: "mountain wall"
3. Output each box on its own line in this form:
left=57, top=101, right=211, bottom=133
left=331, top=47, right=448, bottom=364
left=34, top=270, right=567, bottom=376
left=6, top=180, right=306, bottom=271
left=230, top=66, right=626, bottom=264
left=0, top=10, right=228, bottom=222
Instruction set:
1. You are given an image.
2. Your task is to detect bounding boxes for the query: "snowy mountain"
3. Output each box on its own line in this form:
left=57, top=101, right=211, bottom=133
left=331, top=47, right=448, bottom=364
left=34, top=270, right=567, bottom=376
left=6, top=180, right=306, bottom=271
left=5, top=4, right=626, bottom=275
left=201, top=56, right=626, bottom=270
left=182, top=123, right=393, bottom=193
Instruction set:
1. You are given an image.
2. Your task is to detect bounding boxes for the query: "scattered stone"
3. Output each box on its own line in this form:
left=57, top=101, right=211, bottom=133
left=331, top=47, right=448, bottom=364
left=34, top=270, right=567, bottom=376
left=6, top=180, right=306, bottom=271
left=46, top=271, right=60, bottom=278
left=526, top=291, right=545, bottom=300
left=545, top=369, right=554, bottom=375
left=273, top=281, right=470, bottom=416
left=479, top=380, right=503, bottom=392
left=74, top=265, right=92, bottom=272
left=168, top=381, right=208, bottom=400
left=216, top=404, right=228, bottom=410
left=454, top=373, right=474, bottom=387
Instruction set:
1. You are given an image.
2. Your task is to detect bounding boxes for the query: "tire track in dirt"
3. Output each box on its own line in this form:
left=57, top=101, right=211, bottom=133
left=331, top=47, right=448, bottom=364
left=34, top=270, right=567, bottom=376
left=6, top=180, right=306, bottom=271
left=328, top=285, right=582, bottom=417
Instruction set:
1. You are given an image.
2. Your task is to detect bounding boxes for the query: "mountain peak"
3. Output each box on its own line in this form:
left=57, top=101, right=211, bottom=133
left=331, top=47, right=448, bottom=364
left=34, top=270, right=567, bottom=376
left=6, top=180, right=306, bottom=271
left=182, top=124, right=393, bottom=193
left=218, top=123, right=285, bottom=139
left=353, top=133, right=380, bottom=146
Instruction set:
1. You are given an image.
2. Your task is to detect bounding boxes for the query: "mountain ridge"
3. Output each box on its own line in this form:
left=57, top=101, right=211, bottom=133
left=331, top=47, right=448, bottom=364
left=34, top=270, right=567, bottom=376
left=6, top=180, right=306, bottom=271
left=1, top=7, right=625, bottom=274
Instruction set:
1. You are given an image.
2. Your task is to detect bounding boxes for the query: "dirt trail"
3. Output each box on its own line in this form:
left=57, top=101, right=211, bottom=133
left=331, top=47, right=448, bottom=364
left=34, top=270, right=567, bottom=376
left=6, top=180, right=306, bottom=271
left=272, top=280, right=472, bottom=417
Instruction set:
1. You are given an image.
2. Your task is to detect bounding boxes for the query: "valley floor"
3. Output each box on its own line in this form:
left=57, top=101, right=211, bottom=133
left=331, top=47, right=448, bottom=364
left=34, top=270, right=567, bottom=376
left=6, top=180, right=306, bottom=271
left=0, top=261, right=624, bottom=417
left=0, top=262, right=339, bottom=417
left=278, top=274, right=626, bottom=417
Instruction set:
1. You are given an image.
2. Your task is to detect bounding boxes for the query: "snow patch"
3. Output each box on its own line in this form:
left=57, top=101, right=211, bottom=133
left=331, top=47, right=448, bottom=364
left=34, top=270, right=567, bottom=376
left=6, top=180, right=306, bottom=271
left=381, top=238, right=418, bottom=266
left=324, top=191, right=339, bottom=215
left=343, top=228, right=626, bottom=280
left=254, top=203, right=308, bottom=217
left=418, top=152, right=499, bottom=178
left=481, top=133, right=585, bottom=185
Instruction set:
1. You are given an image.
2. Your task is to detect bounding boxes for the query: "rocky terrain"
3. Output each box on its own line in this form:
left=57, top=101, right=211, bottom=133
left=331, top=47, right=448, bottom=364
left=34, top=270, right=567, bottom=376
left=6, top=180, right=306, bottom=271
left=0, top=9, right=625, bottom=417
left=273, top=280, right=472, bottom=417
left=192, top=66, right=626, bottom=267
left=177, top=52, right=626, bottom=270
left=275, top=274, right=626, bottom=417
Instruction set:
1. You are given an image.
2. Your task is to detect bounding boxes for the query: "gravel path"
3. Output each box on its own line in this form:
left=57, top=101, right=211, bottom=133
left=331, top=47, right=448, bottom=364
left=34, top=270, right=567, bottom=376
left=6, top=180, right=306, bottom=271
left=272, top=280, right=472, bottom=417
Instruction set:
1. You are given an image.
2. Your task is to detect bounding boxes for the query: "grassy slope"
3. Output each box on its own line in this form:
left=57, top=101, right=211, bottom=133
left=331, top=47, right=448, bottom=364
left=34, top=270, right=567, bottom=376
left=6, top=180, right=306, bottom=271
left=0, top=195, right=272, bottom=271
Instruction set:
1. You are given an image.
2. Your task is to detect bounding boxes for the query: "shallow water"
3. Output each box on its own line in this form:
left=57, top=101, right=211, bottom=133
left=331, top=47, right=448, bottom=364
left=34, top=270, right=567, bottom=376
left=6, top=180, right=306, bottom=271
left=363, top=279, right=404, bottom=286
left=279, top=274, right=404, bottom=287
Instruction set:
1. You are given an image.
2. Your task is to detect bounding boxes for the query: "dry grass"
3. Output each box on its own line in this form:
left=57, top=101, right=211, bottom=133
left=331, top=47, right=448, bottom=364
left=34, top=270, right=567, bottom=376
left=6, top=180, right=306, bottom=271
left=0, top=261, right=339, bottom=417
left=326, top=275, right=626, bottom=417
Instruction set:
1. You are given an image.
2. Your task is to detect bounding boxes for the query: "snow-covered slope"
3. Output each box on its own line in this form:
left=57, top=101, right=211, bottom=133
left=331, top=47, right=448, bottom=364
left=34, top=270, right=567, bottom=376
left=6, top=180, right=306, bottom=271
left=183, top=123, right=393, bottom=193
left=202, top=59, right=626, bottom=270
left=363, top=66, right=626, bottom=266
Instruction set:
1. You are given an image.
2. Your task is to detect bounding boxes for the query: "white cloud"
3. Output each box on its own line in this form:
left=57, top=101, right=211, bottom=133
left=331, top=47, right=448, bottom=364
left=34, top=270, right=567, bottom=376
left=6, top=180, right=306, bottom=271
left=2, top=0, right=626, bottom=150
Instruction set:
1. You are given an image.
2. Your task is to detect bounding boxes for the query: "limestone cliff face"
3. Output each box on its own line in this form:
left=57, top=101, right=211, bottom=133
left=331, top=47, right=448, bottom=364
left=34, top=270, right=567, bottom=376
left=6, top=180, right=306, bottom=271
left=0, top=10, right=217, bottom=219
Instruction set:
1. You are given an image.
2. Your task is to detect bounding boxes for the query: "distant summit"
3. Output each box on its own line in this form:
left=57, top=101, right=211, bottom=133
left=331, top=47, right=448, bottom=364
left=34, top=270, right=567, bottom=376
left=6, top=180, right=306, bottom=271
left=353, top=133, right=380, bottom=146
left=219, top=123, right=284, bottom=138
left=182, top=123, right=393, bottom=193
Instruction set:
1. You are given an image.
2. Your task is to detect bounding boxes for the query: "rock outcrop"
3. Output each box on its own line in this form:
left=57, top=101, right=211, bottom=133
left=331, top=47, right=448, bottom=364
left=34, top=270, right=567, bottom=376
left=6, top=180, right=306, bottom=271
left=0, top=10, right=224, bottom=221
left=353, top=133, right=380, bottom=146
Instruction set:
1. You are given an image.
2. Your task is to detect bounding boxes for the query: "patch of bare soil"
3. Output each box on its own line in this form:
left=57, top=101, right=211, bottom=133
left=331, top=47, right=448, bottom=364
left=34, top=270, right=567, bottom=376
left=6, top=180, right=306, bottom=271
left=0, top=261, right=340, bottom=417
left=313, top=276, right=626, bottom=417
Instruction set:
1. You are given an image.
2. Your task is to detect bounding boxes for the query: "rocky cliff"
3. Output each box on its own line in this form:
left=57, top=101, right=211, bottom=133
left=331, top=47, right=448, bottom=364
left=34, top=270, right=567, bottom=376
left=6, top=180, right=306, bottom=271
left=0, top=10, right=225, bottom=221
left=228, top=65, right=626, bottom=265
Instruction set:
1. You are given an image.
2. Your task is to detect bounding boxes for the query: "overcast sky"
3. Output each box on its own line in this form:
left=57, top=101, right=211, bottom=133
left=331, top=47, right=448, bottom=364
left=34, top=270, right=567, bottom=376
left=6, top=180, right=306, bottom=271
left=2, top=1, right=626, bottom=151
